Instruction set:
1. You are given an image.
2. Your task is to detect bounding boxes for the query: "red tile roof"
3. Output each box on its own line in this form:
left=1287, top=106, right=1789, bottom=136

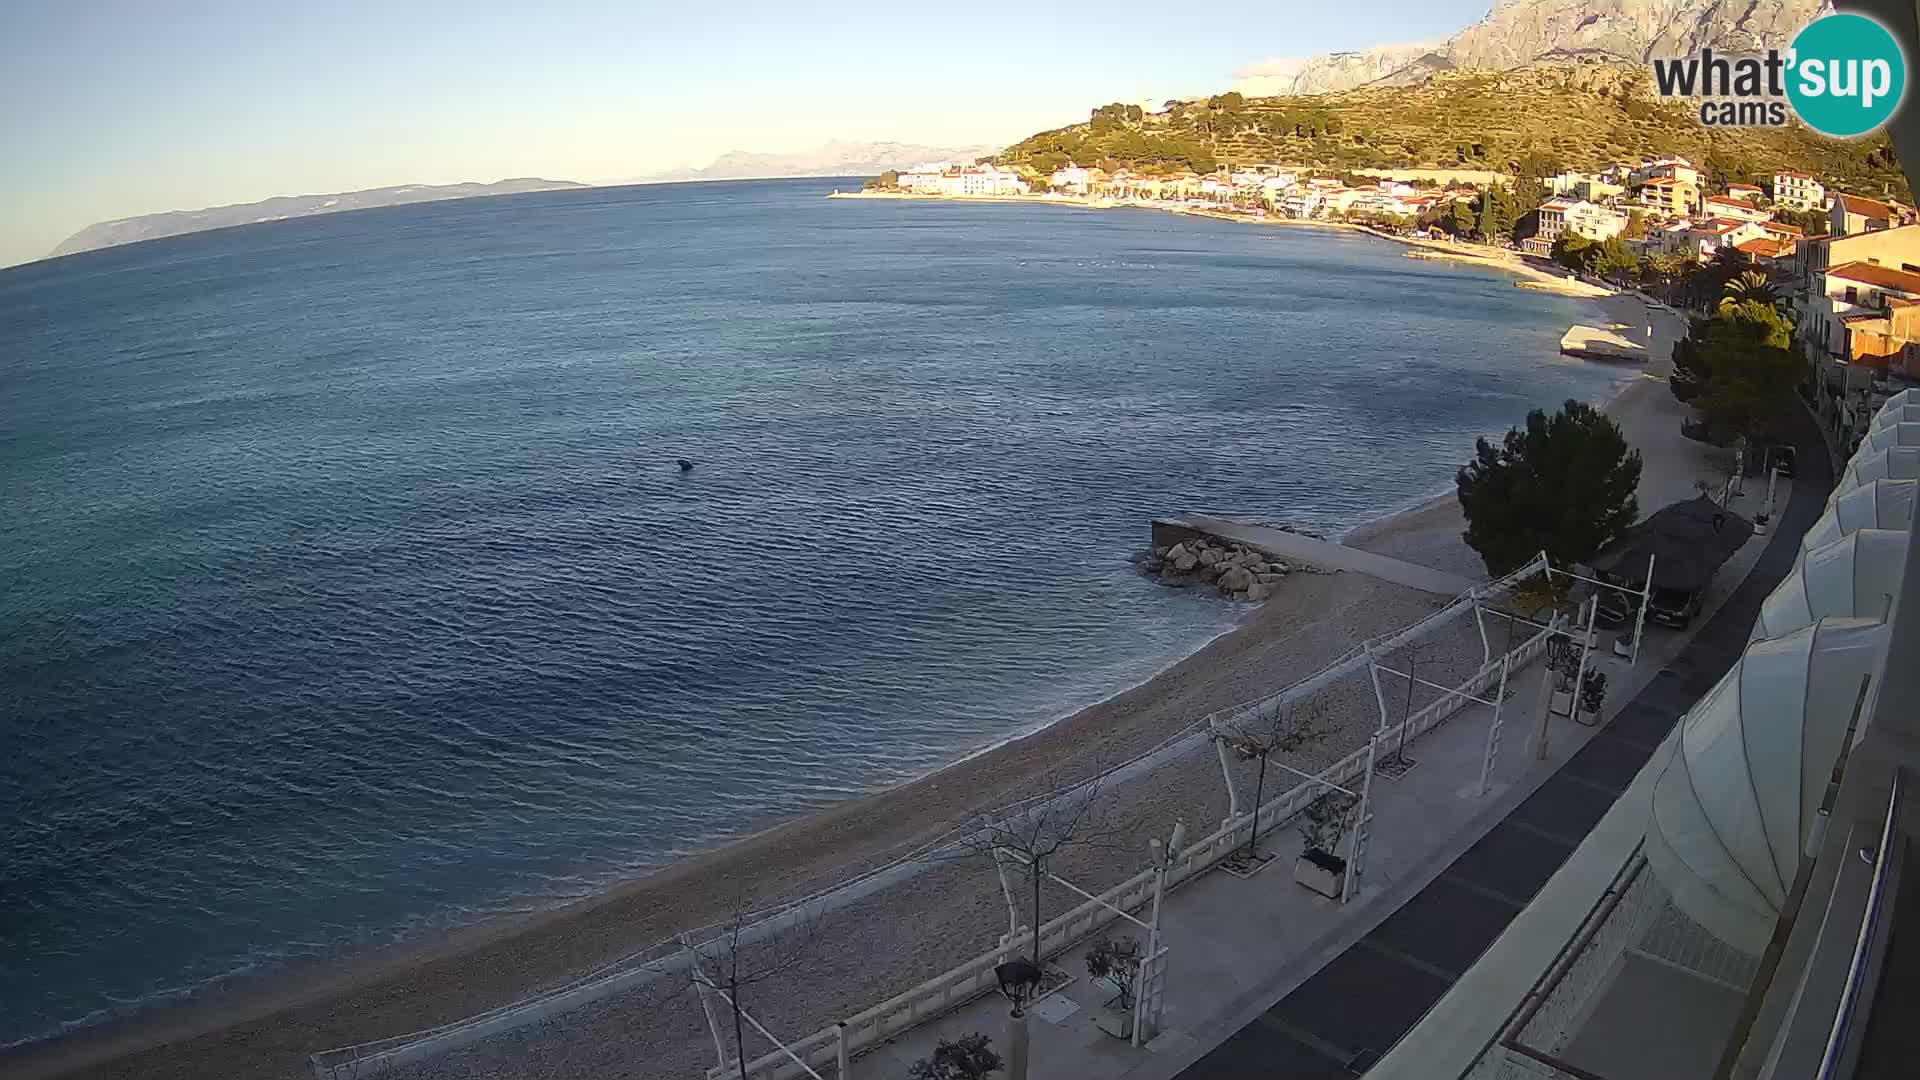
left=1836, top=193, right=1895, bottom=219
left=1826, top=260, right=1920, bottom=293
left=1736, top=237, right=1793, bottom=259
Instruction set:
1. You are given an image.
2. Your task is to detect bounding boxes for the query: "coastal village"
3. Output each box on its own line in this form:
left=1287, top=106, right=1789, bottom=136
left=866, top=155, right=1920, bottom=451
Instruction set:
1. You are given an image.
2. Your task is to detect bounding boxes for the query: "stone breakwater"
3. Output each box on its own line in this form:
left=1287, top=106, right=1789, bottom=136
left=1137, top=536, right=1293, bottom=601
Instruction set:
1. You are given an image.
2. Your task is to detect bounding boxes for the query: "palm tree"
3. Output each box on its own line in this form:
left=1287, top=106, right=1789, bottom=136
left=1720, top=269, right=1779, bottom=313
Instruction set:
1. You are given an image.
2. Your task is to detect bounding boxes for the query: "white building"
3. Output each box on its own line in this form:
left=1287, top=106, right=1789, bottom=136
left=1664, top=217, right=1770, bottom=259
left=1703, top=194, right=1770, bottom=223
left=1048, top=165, right=1093, bottom=193
left=1805, top=260, right=1920, bottom=357
left=1632, top=157, right=1701, bottom=188
left=1773, top=169, right=1827, bottom=211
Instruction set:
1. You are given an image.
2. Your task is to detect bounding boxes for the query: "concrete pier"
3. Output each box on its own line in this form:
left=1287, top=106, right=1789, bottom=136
left=1153, top=515, right=1480, bottom=597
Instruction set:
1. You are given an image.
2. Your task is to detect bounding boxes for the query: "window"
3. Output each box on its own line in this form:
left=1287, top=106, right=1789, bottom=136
left=1845, top=286, right=1859, bottom=303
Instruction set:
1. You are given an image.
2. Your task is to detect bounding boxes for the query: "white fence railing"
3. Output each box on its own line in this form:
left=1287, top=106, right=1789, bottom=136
left=716, top=625, right=1555, bottom=1080
left=311, top=558, right=1557, bottom=1080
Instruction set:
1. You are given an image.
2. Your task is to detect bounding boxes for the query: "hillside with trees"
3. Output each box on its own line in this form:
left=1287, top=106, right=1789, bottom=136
left=998, top=62, right=1910, bottom=200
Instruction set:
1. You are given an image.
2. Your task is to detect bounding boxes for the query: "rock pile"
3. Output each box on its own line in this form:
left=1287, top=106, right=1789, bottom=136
left=1140, top=537, right=1290, bottom=601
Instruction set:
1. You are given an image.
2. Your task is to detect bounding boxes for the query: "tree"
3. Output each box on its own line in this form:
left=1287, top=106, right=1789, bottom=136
left=951, top=775, right=1130, bottom=968
left=1475, top=184, right=1516, bottom=242
left=1720, top=270, right=1779, bottom=312
left=911, top=1033, right=1003, bottom=1080
left=1456, top=400, right=1644, bottom=575
left=864, top=170, right=899, bottom=191
left=1210, top=697, right=1332, bottom=862
left=684, top=900, right=825, bottom=1077
left=1591, top=236, right=1640, bottom=280
left=1672, top=300, right=1801, bottom=440
left=1623, top=210, right=1649, bottom=240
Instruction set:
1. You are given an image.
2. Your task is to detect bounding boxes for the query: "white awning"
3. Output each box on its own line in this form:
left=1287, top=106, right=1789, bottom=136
left=1835, top=446, right=1920, bottom=497
left=1806, top=479, right=1918, bottom=553
left=1860, top=422, right=1920, bottom=454
left=1881, top=401, right=1920, bottom=430
left=1754, top=530, right=1909, bottom=640
left=1645, top=618, right=1889, bottom=952
left=1874, top=388, right=1920, bottom=421
left=1871, top=403, right=1920, bottom=432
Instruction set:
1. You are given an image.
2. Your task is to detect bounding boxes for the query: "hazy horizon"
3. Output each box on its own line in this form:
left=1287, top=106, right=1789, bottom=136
left=0, top=0, right=1490, bottom=267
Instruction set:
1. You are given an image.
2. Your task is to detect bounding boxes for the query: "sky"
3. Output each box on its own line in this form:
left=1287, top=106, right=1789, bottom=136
left=0, top=0, right=1490, bottom=267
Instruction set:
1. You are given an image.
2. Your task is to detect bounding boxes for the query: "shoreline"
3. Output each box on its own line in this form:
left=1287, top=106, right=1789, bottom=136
left=828, top=188, right=1614, bottom=296
left=10, top=209, right=1678, bottom=1080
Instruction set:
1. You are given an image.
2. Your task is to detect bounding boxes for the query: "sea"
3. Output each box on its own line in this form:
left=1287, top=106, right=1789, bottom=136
left=0, top=178, right=1626, bottom=1047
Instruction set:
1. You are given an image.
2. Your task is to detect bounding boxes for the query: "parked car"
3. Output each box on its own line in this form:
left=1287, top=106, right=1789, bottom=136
left=1646, top=585, right=1702, bottom=629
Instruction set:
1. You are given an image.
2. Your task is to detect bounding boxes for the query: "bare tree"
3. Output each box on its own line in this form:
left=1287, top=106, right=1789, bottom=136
left=944, top=772, right=1132, bottom=969
left=683, top=896, right=825, bottom=1078
left=1210, top=696, right=1333, bottom=862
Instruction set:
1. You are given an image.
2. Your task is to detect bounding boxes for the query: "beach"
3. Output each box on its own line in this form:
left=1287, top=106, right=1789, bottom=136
left=5, top=227, right=1702, bottom=1080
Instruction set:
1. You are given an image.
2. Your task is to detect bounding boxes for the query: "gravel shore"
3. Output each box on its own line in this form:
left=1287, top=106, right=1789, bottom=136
left=8, top=293, right=1692, bottom=1080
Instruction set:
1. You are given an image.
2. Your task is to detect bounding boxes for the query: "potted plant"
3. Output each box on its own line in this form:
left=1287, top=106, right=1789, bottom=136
left=1753, top=510, right=1771, bottom=536
left=1085, top=936, right=1143, bottom=1013
left=1294, top=791, right=1358, bottom=899
left=1580, top=669, right=1608, bottom=719
left=910, top=1033, right=1002, bottom=1080
left=1613, top=620, right=1635, bottom=659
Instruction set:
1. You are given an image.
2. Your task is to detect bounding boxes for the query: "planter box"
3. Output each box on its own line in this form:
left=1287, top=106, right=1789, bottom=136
left=1613, top=635, right=1634, bottom=659
left=1551, top=689, right=1575, bottom=717
left=1294, top=849, right=1347, bottom=899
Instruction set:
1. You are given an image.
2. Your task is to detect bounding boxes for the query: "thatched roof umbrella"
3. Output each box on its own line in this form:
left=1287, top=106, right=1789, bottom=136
left=1595, top=495, right=1755, bottom=593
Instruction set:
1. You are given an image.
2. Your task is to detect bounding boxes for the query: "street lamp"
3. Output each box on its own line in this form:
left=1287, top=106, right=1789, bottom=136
left=995, top=959, right=1044, bottom=1080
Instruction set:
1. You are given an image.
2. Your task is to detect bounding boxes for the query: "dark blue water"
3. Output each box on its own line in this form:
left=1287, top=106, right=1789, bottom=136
left=0, top=178, right=1622, bottom=1045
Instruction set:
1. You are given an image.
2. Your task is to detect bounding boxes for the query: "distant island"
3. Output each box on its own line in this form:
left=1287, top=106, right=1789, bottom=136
left=637, top=140, right=1001, bottom=184
left=49, top=178, right=588, bottom=259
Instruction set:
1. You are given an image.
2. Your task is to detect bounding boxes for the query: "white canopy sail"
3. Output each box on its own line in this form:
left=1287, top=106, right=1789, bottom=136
left=1860, top=422, right=1920, bottom=454
left=1754, top=530, right=1909, bottom=640
left=1835, top=446, right=1920, bottom=497
left=1806, top=479, right=1919, bottom=553
left=1874, top=387, right=1920, bottom=420
left=1645, top=618, right=1890, bottom=952
left=1871, top=403, right=1920, bottom=432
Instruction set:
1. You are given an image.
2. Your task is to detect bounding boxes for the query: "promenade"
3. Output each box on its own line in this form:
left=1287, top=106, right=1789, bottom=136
left=835, top=417, right=1813, bottom=1080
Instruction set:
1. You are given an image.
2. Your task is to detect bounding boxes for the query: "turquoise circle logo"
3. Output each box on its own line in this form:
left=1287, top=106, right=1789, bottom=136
left=1787, top=13, right=1907, bottom=137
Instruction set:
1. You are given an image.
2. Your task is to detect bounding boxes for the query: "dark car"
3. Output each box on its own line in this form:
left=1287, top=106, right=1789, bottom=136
left=1646, top=585, right=1702, bottom=628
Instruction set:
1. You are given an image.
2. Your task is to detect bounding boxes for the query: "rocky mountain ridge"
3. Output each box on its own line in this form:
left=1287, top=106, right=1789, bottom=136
left=1233, top=0, right=1829, bottom=96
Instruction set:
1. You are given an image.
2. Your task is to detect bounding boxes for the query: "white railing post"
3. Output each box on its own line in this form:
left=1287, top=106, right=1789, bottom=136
left=1631, top=554, right=1655, bottom=667
left=1479, top=653, right=1512, bottom=797
left=1210, top=716, right=1241, bottom=825
left=836, top=1023, right=850, bottom=1080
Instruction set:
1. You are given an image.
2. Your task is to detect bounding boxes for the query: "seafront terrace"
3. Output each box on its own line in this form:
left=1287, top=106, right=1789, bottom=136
left=312, top=455, right=1785, bottom=1080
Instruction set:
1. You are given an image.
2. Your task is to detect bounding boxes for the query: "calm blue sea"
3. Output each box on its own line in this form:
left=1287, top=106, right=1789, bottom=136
left=0, top=178, right=1622, bottom=1046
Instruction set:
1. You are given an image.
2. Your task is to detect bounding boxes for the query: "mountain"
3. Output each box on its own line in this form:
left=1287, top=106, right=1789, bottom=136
left=49, top=178, right=587, bottom=259
left=999, top=61, right=1909, bottom=199
left=640, top=140, right=1001, bottom=183
left=1232, top=0, right=1828, bottom=96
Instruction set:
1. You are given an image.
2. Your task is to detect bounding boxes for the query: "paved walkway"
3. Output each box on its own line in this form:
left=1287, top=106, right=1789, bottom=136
left=1171, top=408, right=1829, bottom=1080
left=847, top=446, right=1808, bottom=1080
left=1161, top=516, right=1480, bottom=597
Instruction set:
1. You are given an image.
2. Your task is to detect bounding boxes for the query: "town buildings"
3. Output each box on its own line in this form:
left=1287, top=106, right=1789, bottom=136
left=1772, top=169, right=1826, bottom=210
left=1832, top=192, right=1897, bottom=236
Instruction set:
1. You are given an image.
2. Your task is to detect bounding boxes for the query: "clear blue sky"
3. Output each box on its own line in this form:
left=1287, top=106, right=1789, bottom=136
left=0, top=0, right=1489, bottom=266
